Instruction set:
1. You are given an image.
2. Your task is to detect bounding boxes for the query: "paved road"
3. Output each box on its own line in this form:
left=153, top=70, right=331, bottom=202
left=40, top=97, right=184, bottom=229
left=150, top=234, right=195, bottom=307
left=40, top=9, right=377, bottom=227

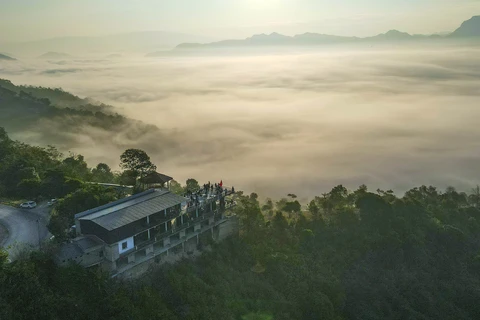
left=0, top=203, right=51, bottom=259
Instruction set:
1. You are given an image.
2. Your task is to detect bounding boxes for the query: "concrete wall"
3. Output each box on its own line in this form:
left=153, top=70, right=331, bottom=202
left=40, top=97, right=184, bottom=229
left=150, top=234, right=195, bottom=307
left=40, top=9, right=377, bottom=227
left=57, top=247, right=104, bottom=268
left=77, top=248, right=104, bottom=267
left=105, top=243, right=119, bottom=261
left=75, top=219, right=82, bottom=236
left=118, top=237, right=134, bottom=254
left=111, top=216, right=240, bottom=279
left=185, top=236, right=198, bottom=253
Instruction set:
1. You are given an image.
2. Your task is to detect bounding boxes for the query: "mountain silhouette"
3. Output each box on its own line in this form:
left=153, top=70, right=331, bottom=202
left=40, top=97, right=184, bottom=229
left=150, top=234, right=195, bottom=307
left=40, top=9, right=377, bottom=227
left=149, top=15, right=479, bottom=55
left=0, top=53, right=16, bottom=60
left=167, top=29, right=430, bottom=52
left=4, top=31, right=217, bottom=56
left=38, top=52, right=73, bottom=59
left=367, top=30, right=413, bottom=40
left=450, top=16, right=480, bottom=37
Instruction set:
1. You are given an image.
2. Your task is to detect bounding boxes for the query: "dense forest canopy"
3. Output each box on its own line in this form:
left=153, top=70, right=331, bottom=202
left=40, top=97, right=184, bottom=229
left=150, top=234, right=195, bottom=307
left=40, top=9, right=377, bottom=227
left=0, top=78, right=113, bottom=112
left=2, top=128, right=480, bottom=319
left=0, top=79, right=163, bottom=164
left=0, top=78, right=131, bottom=132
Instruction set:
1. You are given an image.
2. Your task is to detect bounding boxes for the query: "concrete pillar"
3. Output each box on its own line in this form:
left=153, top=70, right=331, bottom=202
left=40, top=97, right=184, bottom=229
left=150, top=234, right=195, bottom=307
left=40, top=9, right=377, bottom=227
left=196, top=234, right=199, bottom=244
left=147, top=215, right=150, bottom=224
left=128, top=254, right=135, bottom=264
left=164, top=209, right=167, bottom=217
left=164, top=237, right=171, bottom=246
left=75, top=220, right=82, bottom=236
left=106, top=260, right=117, bottom=272
left=181, top=215, right=184, bottom=224
left=180, top=230, right=186, bottom=239
left=148, top=229, right=151, bottom=239
left=146, top=245, right=154, bottom=256
left=196, top=208, right=199, bottom=218
left=194, top=223, right=201, bottom=232
left=164, top=222, right=167, bottom=231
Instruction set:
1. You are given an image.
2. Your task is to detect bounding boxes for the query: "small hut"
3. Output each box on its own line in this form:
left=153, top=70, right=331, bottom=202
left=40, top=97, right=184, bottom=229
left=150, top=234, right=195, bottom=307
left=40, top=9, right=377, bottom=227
left=138, top=171, right=173, bottom=190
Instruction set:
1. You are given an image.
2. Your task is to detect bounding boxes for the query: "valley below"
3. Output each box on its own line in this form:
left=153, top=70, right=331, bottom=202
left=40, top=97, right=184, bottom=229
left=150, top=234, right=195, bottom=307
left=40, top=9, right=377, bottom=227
left=2, top=43, right=480, bottom=197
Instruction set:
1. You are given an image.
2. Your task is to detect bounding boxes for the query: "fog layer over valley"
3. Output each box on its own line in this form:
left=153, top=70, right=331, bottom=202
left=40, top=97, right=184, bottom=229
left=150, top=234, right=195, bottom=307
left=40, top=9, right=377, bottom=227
left=2, top=44, right=480, bottom=197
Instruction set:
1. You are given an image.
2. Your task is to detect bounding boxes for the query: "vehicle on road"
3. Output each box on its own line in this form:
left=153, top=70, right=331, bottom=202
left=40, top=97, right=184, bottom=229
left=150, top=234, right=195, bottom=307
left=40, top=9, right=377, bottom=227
left=20, top=201, right=37, bottom=209
left=47, top=199, right=57, bottom=206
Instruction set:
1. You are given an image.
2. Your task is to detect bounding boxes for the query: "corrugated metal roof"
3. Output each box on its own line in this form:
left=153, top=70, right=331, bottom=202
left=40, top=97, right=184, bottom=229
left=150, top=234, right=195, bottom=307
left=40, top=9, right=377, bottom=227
left=139, top=172, right=173, bottom=184
left=75, top=189, right=157, bottom=219
left=79, top=189, right=187, bottom=231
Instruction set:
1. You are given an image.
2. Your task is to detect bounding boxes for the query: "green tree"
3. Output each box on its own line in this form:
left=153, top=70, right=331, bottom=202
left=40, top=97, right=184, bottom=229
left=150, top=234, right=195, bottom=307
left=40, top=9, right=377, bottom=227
left=0, top=127, right=12, bottom=162
left=17, top=178, right=41, bottom=199
left=469, top=185, right=480, bottom=208
left=48, top=185, right=119, bottom=239
left=91, top=163, right=114, bottom=183
left=120, top=149, right=156, bottom=179
left=261, top=198, right=274, bottom=218
left=41, top=169, right=66, bottom=197
left=0, top=248, right=8, bottom=268
left=61, top=154, right=90, bottom=180
left=185, top=178, right=200, bottom=193
left=169, top=180, right=184, bottom=195
left=116, top=169, right=137, bottom=186
left=281, top=200, right=301, bottom=217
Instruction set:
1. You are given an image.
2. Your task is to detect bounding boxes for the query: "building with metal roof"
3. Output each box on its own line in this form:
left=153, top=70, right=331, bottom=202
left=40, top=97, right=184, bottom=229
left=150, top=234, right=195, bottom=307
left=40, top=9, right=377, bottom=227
left=64, top=184, right=238, bottom=277
left=78, top=189, right=187, bottom=232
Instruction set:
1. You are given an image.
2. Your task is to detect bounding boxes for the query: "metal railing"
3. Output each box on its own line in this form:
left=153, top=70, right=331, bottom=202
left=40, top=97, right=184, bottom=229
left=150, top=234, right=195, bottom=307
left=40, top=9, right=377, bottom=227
left=124, top=202, right=237, bottom=255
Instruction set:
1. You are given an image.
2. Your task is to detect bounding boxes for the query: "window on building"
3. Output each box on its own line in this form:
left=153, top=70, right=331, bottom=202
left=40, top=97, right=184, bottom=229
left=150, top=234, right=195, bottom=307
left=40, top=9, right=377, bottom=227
left=122, top=241, right=128, bottom=250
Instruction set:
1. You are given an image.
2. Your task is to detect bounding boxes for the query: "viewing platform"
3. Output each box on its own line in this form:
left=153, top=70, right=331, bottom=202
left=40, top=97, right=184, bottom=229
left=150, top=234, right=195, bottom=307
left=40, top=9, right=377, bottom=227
left=65, top=178, right=239, bottom=278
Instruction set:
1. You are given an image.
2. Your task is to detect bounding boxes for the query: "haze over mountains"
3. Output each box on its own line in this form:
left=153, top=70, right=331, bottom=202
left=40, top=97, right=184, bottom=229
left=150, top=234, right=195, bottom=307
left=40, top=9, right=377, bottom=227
left=1, top=14, right=480, bottom=196
left=168, top=15, right=480, bottom=52
left=0, top=53, right=15, bottom=61
left=1, top=31, right=216, bottom=56
left=1, top=15, right=478, bottom=58
left=38, top=52, right=73, bottom=60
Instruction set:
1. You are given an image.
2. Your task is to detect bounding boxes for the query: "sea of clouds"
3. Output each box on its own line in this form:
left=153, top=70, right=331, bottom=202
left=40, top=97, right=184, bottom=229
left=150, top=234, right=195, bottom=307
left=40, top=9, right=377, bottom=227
left=2, top=43, right=480, bottom=199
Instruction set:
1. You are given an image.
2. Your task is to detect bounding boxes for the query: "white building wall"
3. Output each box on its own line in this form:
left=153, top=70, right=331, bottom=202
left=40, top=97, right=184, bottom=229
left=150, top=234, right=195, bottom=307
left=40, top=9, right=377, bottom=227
left=118, top=237, right=134, bottom=254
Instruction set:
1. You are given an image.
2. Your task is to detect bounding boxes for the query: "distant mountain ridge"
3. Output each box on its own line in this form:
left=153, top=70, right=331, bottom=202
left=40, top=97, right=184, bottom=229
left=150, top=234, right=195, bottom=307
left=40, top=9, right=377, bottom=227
left=172, top=29, right=446, bottom=50
left=450, top=15, right=480, bottom=37
left=3, top=31, right=217, bottom=55
left=38, top=52, right=73, bottom=59
left=148, top=15, right=479, bottom=55
left=0, top=53, right=16, bottom=60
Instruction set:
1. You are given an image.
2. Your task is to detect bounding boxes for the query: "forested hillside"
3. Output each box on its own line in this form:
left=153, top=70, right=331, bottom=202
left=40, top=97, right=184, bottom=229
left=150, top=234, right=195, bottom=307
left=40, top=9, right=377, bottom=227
left=0, top=78, right=114, bottom=112
left=2, top=128, right=480, bottom=319
left=0, top=127, right=167, bottom=241
left=0, top=78, right=161, bottom=153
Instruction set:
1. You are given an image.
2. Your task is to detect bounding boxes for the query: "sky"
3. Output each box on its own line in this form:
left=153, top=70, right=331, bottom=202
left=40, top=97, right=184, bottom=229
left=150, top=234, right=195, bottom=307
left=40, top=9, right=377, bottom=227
left=0, top=0, right=479, bottom=42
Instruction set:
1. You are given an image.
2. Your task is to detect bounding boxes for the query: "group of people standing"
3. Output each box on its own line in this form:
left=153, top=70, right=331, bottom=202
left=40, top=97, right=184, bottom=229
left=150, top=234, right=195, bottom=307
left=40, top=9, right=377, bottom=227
left=201, top=181, right=235, bottom=196
left=183, top=180, right=237, bottom=213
